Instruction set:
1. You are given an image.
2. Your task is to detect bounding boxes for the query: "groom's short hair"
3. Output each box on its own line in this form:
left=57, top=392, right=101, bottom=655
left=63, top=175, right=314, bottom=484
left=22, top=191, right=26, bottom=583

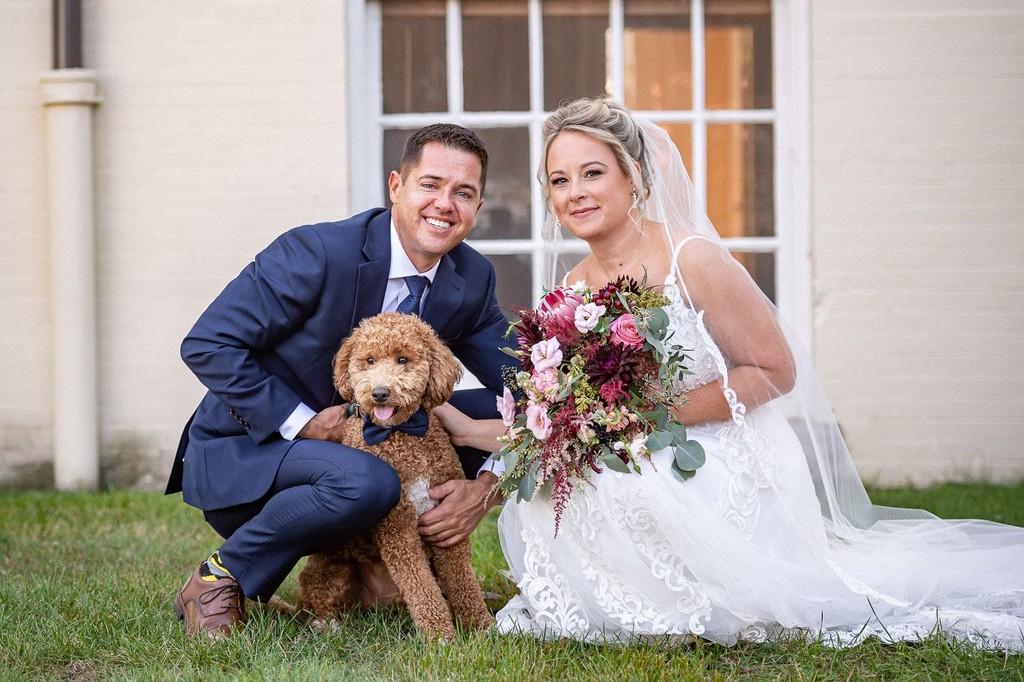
left=399, top=124, right=489, bottom=193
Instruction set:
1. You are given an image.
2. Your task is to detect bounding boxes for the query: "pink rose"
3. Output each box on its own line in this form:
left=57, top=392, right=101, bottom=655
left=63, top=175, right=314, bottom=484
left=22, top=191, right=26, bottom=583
left=610, top=314, right=644, bottom=348
left=530, top=337, right=562, bottom=373
left=496, top=386, right=516, bottom=426
left=525, top=402, right=552, bottom=441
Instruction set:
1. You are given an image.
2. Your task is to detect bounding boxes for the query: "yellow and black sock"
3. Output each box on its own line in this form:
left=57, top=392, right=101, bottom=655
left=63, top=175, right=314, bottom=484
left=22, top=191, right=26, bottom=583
left=199, top=550, right=233, bottom=582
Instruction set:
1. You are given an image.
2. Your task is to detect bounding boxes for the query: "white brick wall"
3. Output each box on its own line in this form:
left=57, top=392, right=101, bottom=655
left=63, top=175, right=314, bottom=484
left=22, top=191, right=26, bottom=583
left=1, top=1, right=348, bottom=487
left=0, top=0, right=54, bottom=485
left=811, top=1, right=1024, bottom=484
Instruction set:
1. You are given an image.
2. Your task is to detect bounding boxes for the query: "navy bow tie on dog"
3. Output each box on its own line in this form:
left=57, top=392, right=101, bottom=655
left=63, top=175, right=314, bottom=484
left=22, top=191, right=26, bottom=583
left=362, top=408, right=430, bottom=446
left=396, top=276, right=429, bottom=315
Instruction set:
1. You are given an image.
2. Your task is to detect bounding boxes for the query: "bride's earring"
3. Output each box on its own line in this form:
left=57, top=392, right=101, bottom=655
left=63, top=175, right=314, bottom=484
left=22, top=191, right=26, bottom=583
left=628, top=187, right=643, bottom=226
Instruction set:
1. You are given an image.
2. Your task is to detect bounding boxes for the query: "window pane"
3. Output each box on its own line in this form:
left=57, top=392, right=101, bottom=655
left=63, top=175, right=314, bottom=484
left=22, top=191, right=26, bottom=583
left=543, top=0, right=609, bottom=110
left=731, top=251, right=775, bottom=302
left=705, top=0, right=773, bottom=109
left=473, top=127, right=531, bottom=240
left=463, top=1, right=530, bottom=112
left=624, top=0, right=692, bottom=110
left=381, top=128, right=416, bottom=200
left=490, top=253, right=534, bottom=311
left=382, top=1, right=447, bottom=113
left=707, top=123, right=774, bottom=238
left=653, top=122, right=693, bottom=176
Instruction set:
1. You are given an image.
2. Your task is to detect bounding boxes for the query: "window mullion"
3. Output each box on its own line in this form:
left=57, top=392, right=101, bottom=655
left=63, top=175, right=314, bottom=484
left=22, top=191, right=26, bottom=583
left=691, top=0, right=707, bottom=205
left=608, top=0, right=625, bottom=101
left=528, top=0, right=546, bottom=301
left=447, top=0, right=463, bottom=116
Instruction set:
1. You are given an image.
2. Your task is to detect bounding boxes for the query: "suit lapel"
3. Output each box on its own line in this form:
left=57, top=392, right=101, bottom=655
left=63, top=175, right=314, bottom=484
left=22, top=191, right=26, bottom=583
left=422, top=252, right=464, bottom=337
left=351, top=210, right=392, bottom=329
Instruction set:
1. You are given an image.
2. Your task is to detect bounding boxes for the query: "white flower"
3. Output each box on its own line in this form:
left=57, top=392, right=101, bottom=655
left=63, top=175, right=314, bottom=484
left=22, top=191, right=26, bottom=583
left=574, top=302, right=607, bottom=333
left=629, top=433, right=648, bottom=458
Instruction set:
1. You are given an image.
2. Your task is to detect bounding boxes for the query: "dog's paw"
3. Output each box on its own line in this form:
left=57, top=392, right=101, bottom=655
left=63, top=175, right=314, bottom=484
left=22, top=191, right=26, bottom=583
left=309, top=617, right=343, bottom=634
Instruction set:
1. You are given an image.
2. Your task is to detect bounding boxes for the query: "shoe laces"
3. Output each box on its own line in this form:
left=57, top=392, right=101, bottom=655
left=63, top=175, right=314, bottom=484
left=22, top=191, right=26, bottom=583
left=198, top=579, right=244, bottom=615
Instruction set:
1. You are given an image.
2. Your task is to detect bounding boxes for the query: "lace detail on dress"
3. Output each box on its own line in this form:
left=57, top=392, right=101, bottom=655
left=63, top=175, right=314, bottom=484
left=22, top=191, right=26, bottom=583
left=612, top=489, right=713, bottom=634
left=515, top=524, right=590, bottom=636
left=663, top=276, right=778, bottom=539
left=563, top=490, right=677, bottom=635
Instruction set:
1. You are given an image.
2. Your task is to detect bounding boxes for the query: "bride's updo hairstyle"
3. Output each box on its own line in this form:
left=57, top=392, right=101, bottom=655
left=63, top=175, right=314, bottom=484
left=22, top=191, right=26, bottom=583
left=539, top=97, right=651, bottom=217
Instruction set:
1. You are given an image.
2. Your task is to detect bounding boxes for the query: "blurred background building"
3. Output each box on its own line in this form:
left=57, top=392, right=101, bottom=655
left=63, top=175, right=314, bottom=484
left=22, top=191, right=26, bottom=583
left=2, top=0, right=1022, bottom=490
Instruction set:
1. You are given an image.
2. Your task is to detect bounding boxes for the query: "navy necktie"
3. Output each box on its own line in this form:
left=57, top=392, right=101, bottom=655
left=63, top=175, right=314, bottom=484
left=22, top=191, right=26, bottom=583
left=396, top=275, right=429, bottom=315
left=362, top=408, right=430, bottom=445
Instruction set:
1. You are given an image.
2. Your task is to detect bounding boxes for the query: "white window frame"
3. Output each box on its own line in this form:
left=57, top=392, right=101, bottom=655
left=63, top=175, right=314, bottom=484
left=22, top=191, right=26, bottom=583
left=347, top=0, right=811, bottom=349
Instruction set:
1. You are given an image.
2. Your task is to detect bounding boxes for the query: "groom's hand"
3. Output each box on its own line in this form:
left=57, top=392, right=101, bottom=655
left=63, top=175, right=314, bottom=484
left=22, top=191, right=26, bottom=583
left=419, top=472, right=502, bottom=548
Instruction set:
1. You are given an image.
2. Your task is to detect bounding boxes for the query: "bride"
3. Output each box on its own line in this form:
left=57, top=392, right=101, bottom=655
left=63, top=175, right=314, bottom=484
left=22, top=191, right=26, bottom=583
left=435, top=97, right=1024, bottom=650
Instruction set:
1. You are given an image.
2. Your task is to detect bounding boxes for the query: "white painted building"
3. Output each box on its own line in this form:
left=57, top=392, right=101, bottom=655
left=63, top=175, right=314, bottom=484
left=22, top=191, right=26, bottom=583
left=2, top=0, right=1021, bottom=489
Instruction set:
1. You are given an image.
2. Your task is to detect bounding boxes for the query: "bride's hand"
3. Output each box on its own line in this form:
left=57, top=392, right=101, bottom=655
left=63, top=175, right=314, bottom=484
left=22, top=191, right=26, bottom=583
left=431, top=402, right=473, bottom=447
left=432, top=402, right=507, bottom=451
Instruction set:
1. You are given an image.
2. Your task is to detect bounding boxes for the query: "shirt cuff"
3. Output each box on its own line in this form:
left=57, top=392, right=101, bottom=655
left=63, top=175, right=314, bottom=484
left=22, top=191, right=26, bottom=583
left=478, top=455, right=506, bottom=478
left=280, top=403, right=317, bottom=441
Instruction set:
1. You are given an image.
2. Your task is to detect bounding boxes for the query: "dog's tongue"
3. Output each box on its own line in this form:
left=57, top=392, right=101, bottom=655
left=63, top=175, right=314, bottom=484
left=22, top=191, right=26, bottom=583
left=373, top=405, right=395, bottom=421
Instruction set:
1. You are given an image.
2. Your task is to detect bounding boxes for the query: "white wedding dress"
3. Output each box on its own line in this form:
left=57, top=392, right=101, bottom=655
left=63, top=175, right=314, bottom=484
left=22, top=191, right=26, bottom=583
left=494, top=261, right=1024, bottom=650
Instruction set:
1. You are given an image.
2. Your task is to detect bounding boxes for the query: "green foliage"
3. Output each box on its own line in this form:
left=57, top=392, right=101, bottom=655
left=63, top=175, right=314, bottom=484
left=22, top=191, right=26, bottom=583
left=0, top=486, right=1022, bottom=681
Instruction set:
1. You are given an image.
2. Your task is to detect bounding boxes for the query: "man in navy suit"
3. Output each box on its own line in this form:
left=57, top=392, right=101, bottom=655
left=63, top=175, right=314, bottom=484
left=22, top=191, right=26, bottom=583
left=166, top=124, right=511, bottom=639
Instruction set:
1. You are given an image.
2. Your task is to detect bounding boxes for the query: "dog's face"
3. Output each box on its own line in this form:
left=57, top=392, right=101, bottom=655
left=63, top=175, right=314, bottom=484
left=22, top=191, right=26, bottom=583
left=333, top=313, right=462, bottom=427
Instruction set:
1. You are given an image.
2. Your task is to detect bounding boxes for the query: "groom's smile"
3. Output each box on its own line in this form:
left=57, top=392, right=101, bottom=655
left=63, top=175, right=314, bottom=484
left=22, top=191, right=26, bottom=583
left=389, top=142, right=484, bottom=273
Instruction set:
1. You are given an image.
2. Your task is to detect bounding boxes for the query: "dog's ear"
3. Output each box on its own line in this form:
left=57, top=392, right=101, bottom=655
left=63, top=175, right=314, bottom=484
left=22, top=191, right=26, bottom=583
left=423, top=330, right=462, bottom=410
left=333, top=334, right=356, bottom=401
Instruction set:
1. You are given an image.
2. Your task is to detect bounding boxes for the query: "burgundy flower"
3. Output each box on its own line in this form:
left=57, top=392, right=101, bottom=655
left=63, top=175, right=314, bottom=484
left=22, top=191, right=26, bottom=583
left=599, top=379, right=628, bottom=405
left=539, top=287, right=583, bottom=345
left=582, top=342, right=639, bottom=387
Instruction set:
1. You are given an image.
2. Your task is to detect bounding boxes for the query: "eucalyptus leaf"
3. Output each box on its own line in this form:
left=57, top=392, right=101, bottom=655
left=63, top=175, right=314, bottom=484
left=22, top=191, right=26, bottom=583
left=671, top=460, right=697, bottom=481
left=602, top=451, right=632, bottom=473
left=673, top=439, right=706, bottom=471
left=647, top=306, right=666, bottom=332
left=646, top=429, right=673, bottom=452
left=670, top=421, right=691, bottom=444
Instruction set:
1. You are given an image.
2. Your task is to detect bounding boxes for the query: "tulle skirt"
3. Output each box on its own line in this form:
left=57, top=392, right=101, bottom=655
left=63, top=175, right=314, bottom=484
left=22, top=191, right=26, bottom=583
left=494, top=407, right=1024, bottom=651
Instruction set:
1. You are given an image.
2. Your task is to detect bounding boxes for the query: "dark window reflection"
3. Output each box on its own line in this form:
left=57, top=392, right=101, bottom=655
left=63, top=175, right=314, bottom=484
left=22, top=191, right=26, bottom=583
left=489, top=253, right=534, bottom=312
left=463, top=1, right=530, bottom=112
left=382, top=1, right=447, bottom=113
left=543, top=0, right=609, bottom=110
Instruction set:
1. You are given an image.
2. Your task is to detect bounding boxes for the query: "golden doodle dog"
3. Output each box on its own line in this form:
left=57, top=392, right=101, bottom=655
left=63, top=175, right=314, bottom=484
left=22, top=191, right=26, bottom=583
left=296, top=312, right=495, bottom=639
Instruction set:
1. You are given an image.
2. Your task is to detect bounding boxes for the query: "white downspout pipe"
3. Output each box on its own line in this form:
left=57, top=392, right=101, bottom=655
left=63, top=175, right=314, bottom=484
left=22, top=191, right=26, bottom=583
left=41, top=69, right=101, bottom=491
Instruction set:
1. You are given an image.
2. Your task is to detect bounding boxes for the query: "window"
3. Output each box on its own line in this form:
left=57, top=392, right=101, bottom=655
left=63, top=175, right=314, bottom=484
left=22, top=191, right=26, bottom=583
left=348, top=0, right=809, bottom=341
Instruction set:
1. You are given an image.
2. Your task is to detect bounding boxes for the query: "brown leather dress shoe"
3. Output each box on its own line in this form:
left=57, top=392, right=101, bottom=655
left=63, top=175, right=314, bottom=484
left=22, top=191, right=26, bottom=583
left=174, top=563, right=246, bottom=639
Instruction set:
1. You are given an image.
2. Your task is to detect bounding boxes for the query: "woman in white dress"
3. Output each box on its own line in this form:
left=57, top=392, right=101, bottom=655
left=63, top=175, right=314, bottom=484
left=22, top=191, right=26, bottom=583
left=435, top=97, right=1024, bottom=650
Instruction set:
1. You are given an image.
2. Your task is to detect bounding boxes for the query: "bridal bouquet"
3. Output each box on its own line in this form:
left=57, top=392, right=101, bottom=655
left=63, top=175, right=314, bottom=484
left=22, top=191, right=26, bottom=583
left=496, top=275, right=706, bottom=532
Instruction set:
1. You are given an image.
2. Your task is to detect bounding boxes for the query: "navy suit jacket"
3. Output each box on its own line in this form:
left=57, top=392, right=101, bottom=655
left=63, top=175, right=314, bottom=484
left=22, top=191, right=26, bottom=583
left=166, top=208, right=511, bottom=511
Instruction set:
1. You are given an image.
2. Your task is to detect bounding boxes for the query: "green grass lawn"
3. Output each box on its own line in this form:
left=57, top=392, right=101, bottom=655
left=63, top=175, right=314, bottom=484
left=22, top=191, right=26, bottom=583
left=1, top=484, right=1022, bottom=681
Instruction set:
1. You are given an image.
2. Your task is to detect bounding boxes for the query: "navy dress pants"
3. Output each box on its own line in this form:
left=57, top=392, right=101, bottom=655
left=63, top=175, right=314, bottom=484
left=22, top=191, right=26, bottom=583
left=203, top=439, right=400, bottom=602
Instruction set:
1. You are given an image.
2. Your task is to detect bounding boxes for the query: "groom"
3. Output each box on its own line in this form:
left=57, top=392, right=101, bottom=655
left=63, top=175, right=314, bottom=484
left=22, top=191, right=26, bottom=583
left=165, top=123, right=510, bottom=639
